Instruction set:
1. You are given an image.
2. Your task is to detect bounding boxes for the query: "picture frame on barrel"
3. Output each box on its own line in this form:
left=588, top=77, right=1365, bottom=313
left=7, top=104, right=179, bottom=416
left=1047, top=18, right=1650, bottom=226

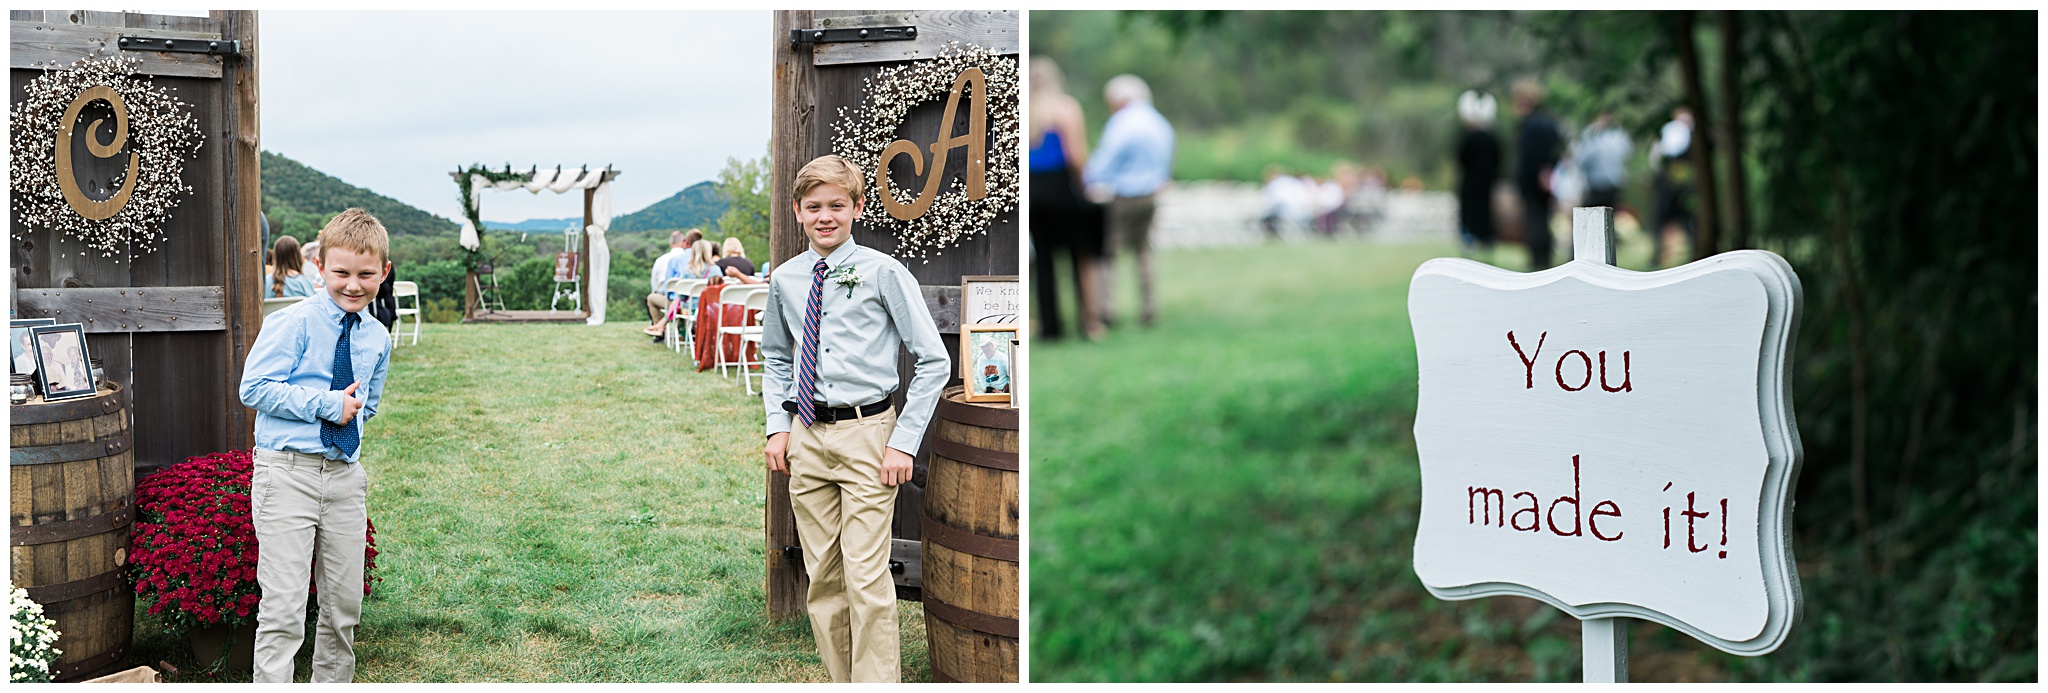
left=30, top=323, right=94, bottom=401
left=963, top=324, right=1015, bottom=404
left=12, top=318, right=55, bottom=380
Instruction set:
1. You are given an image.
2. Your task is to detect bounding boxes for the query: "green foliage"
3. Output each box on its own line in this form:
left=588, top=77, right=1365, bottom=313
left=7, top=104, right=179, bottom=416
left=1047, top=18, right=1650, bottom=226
left=713, top=152, right=771, bottom=261
left=396, top=259, right=468, bottom=322
left=1532, top=10, right=2037, bottom=682
left=495, top=256, right=559, bottom=311
left=261, top=151, right=458, bottom=237
left=610, top=181, right=728, bottom=234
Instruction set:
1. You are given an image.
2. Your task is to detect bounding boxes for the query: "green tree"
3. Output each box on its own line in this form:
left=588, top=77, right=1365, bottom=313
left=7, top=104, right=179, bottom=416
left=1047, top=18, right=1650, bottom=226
left=713, top=151, right=771, bottom=261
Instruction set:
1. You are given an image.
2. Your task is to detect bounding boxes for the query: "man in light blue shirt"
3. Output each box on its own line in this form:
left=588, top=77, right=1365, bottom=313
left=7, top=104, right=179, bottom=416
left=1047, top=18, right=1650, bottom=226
left=237, top=209, right=392, bottom=683
left=1083, top=73, right=1174, bottom=328
left=644, top=229, right=694, bottom=336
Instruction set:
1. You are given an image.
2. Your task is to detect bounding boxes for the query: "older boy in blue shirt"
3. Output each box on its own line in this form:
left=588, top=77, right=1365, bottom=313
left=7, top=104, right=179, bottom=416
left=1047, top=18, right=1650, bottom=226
left=238, top=208, right=392, bottom=683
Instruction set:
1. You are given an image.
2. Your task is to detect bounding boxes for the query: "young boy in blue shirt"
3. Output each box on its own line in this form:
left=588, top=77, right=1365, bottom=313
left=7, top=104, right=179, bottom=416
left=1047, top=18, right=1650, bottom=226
left=238, top=208, right=393, bottom=683
left=761, top=155, right=950, bottom=682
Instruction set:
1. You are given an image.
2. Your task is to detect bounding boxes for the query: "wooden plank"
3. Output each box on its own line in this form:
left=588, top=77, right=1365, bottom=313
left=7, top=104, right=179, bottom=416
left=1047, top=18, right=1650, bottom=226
left=9, top=20, right=224, bottom=79
left=215, top=10, right=259, bottom=453
left=892, top=537, right=922, bottom=590
left=765, top=9, right=818, bottom=622
left=920, top=284, right=961, bottom=334
left=13, top=286, right=227, bottom=332
left=810, top=10, right=1019, bottom=66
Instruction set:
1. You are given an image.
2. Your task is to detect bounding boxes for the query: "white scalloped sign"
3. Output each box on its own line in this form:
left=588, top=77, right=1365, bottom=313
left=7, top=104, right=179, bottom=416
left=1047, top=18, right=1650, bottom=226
left=1408, top=250, right=1804, bottom=655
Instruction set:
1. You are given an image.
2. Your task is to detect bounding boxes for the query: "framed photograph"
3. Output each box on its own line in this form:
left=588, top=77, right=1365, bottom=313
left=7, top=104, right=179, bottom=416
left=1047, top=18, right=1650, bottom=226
left=960, top=275, right=1021, bottom=329
left=30, top=323, right=94, bottom=401
left=11, top=318, right=55, bottom=379
left=962, top=324, right=1015, bottom=404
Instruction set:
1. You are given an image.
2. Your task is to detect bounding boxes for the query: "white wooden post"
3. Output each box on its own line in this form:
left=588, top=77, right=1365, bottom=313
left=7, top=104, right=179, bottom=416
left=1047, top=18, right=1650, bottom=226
left=1573, top=206, right=1628, bottom=683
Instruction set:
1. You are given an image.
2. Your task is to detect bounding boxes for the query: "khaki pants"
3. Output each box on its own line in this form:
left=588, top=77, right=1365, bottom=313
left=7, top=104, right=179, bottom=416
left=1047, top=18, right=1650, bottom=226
left=787, top=407, right=900, bottom=683
left=1100, top=194, right=1159, bottom=326
left=646, top=292, right=672, bottom=323
left=251, top=449, right=368, bottom=683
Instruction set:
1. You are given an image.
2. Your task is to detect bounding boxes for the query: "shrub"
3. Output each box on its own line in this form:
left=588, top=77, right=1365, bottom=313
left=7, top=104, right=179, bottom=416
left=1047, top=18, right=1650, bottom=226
left=8, top=588, right=61, bottom=683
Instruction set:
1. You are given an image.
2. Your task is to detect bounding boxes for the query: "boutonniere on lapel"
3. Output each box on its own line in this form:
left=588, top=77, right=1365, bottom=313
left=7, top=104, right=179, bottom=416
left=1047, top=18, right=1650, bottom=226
left=826, top=265, right=864, bottom=298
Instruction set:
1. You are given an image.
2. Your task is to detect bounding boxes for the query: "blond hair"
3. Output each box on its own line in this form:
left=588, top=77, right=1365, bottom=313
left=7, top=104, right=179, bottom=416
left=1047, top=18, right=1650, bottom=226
left=314, top=208, right=389, bottom=264
left=688, top=239, right=718, bottom=276
left=792, top=155, right=864, bottom=203
left=721, top=237, right=745, bottom=258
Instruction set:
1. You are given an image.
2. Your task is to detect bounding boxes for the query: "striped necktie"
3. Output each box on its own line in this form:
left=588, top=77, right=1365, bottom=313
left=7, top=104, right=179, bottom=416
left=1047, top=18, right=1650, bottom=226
left=320, top=312, right=360, bottom=457
left=795, top=259, right=829, bottom=427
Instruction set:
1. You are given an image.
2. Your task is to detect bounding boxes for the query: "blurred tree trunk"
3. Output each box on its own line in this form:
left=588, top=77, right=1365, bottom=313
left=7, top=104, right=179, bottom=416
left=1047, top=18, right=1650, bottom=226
left=1718, top=11, right=1750, bottom=250
left=1674, top=11, right=1721, bottom=258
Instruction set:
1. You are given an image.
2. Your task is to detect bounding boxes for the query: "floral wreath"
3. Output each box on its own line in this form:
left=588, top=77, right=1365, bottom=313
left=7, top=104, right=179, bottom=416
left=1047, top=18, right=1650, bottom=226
left=830, top=42, right=1020, bottom=262
left=9, top=54, right=203, bottom=257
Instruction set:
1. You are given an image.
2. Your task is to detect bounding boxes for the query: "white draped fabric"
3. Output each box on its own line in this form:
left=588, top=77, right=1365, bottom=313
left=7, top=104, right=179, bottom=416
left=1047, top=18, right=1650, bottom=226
left=459, top=219, right=480, bottom=251
left=547, top=169, right=583, bottom=193
left=583, top=181, right=613, bottom=325
left=523, top=167, right=559, bottom=193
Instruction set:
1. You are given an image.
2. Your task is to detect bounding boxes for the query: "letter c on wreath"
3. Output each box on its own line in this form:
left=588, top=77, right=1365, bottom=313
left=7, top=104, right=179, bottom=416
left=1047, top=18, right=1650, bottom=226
left=877, top=67, right=989, bottom=220
left=55, top=85, right=140, bottom=221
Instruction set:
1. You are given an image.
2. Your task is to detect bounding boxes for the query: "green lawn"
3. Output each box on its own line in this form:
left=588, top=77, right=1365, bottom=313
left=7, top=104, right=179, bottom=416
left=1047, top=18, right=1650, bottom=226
left=1028, top=239, right=1743, bottom=682
left=130, top=320, right=928, bottom=682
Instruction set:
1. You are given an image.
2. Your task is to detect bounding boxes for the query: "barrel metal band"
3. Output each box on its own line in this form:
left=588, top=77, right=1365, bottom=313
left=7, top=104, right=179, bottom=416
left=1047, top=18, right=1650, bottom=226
left=9, top=384, right=123, bottom=425
left=931, top=437, right=1018, bottom=471
left=10, top=432, right=131, bottom=466
left=55, top=643, right=129, bottom=682
left=12, top=502, right=132, bottom=545
left=923, top=592, right=1019, bottom=639
left=24, top=569, right=126, bottom=604
left=936, top=393, right=1019, bottom=430
left=921, top=515, right=1018, bottom=561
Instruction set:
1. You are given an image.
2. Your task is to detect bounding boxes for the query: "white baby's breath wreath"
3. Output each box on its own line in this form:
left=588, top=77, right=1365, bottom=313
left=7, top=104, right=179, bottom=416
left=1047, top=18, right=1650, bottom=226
left=9, top=55, right=204, bottom=257
left=831, top=42, right=1020, bottom=263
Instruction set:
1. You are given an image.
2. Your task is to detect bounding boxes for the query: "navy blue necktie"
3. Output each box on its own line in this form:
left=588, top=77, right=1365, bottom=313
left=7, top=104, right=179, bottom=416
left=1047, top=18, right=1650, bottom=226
left=321, top=312, right=360, bottom=457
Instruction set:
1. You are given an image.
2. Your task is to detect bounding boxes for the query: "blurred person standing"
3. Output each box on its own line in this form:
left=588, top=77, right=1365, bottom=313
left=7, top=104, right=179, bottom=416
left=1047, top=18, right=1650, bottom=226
left=1649, top=107, right=1695, bottom=268
left=1454, top=90, right=1503, bottom=256
left=1029, top=57, right=1106, bottom=341
left=1512, top=79, right=1564, bottom=270
left=1575, top=110, right=1630, bottom=212
left=1084, top=74, right=1174, bottom=329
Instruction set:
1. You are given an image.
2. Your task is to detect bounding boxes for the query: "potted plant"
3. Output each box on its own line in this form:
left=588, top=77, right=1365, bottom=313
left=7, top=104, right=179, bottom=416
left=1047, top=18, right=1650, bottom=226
left=9, top=588, right=62, bottom=682
left=129, top=450, right=379, bottom=673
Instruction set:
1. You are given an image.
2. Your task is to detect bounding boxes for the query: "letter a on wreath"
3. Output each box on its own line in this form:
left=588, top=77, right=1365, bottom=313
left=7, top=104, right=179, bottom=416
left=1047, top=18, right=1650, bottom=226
left=878, top=67, right=988, bottom=221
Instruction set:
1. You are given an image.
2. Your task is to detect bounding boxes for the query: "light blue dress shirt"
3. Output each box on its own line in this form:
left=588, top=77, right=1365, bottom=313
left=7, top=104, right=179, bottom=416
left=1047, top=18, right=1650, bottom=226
left=1083, top=101, right=1176, bottom=198
left=263, top=271, right=319, bottom=299
left=760, top=239, right=950, bottom=455
left=650, top=247, right=689, bottom=296
left=239, top=291, right=391, bottom=463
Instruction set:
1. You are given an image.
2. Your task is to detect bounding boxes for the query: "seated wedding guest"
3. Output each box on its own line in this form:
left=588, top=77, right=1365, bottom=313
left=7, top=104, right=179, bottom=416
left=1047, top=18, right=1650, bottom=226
left=300, top=241, right=326, bottom=288
left=716, top=237, right=757, bottom=281
left=643, top=230, right=692, bottom=337
left=266, top=236, right=319, bottom=299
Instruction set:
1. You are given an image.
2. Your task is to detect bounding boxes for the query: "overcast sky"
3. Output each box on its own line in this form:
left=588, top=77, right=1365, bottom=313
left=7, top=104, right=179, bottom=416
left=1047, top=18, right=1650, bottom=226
left=258, top=11, right=770, bottom=224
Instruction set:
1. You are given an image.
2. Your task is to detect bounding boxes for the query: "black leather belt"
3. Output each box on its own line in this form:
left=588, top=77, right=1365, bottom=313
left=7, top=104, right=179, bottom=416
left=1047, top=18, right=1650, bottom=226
left=782, top=398, right=892, bottom=424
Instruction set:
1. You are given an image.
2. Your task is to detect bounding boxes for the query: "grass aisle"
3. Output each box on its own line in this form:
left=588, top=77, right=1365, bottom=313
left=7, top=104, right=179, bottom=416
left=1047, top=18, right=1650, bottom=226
left=1029, top=240, right=1737, bottom=682
left=133, top=321, right=927, bottom=682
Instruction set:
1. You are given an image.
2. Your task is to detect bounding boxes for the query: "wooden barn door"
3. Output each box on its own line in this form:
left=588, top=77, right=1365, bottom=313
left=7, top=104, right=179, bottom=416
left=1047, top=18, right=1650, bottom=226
left=10, top=10, right=263, bottom=474
left=766, top=9, right=1019, bottom=617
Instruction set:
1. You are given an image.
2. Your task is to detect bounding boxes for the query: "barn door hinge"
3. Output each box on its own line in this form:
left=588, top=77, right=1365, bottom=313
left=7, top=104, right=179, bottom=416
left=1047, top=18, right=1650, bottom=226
left=117, top=36, right=241, bottom=56
left=790, top=25, right=916, bottom=47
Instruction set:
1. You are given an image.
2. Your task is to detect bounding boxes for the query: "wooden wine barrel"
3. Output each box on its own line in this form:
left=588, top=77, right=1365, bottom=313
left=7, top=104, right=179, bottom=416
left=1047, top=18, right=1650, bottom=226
left=10, top=384, right=135, bottom=682
left=922, top=386, right=1019, bottom=682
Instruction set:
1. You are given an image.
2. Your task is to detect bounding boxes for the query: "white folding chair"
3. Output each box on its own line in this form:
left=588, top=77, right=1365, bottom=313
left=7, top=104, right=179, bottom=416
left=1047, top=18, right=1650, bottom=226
left=261, top=296, right=305, bottom=321
left=661, top=278, right=704, bottom=353
left=737, top=288, right=773, bottom=395
left=391, top=281, right=421, bottom=346
left=715, top=285, right=769, bottom=378
left=472, top=271, right=505, bottom=313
